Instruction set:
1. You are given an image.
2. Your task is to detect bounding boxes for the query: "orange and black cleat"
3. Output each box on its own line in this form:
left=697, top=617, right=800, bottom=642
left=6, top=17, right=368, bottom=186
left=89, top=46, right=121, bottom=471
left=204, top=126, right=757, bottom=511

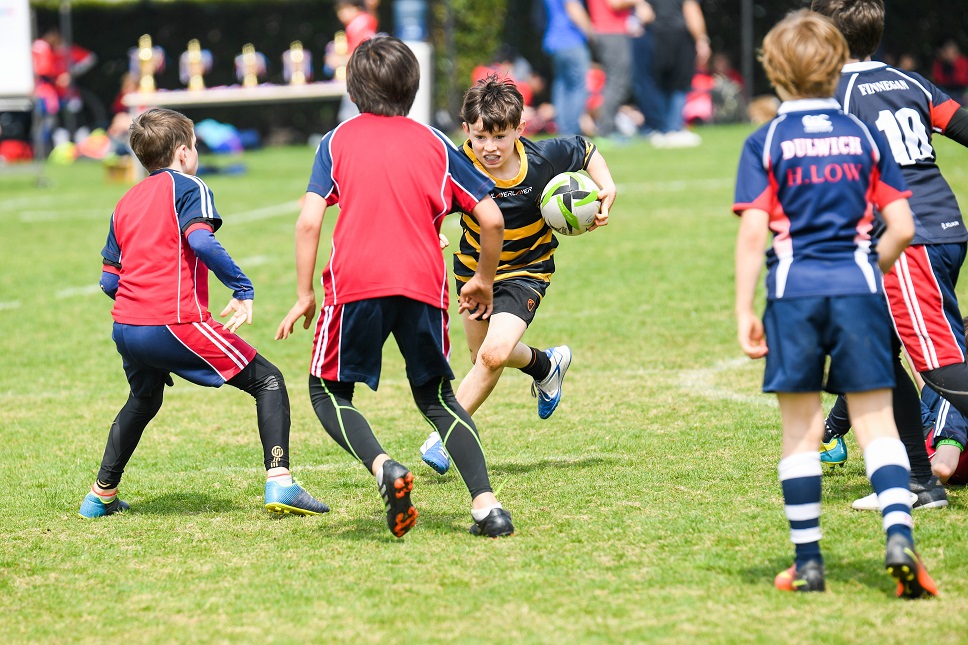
left=378, top=459, right=417, bottom=538
left=774, top=559, right=825, bottom=592
left=886, top=534, right=939, bottom=599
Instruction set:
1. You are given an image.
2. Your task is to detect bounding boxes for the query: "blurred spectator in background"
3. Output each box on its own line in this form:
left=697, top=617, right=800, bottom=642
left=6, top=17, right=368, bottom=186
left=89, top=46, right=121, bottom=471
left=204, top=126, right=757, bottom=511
left=683, top=51, right=745, bottom=126
left=32, top=26, right=97, bottom=148
left=541, top=0, right=594, bottom=136
left=586, top=0, right=641, bottom=140
left=32, top=27, right=97, bottom=117
left=325, top=0, right=378, bottom=121
left=933, top=39, right=968, bottom=105
left=638, top=0, right=710, bottom=148
left=897, top=52, right=919, bottom=73
left=471, top=44, right=555, bottom=135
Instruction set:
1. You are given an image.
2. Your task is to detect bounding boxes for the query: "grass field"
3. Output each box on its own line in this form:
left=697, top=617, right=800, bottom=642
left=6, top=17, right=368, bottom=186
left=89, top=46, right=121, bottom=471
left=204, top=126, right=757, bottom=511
left=2, top=124, right=967, bottom=644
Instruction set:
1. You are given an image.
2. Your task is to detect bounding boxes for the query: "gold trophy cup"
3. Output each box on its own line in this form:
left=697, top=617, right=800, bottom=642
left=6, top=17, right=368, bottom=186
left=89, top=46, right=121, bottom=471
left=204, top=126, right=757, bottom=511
left=241, top=44, right=258, bottom=88
left=288, top=41, right=307, bottom=85
left=333, top=31, right=348, bottom=81
left=137, top=34, right=157, bottom=93
left=186, top=39, right=206, bottom=91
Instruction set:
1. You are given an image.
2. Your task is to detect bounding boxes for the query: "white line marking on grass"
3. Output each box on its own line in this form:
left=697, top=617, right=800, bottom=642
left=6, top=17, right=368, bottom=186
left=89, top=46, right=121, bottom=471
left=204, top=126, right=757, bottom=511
left=0, top=301, right=22, bottom=310
left=236, top=255, right=270, bottom=267
left=56, top=284, right=102, bottom=298
left=675, top=357, right=774, bottom=406
left=230, top=201, right=301, bottom=223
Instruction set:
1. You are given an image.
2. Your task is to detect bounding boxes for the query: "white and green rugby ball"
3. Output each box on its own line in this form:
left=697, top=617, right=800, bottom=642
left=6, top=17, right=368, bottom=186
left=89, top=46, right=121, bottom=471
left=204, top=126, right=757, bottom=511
left=539, top=171, right=601, bottom=236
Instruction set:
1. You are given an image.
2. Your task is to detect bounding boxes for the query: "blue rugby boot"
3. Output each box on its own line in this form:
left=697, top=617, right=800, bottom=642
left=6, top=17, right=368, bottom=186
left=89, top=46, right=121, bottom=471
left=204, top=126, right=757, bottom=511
left=79, top=491, right=129, bottom=518
left=420, top=431, right=450, bottom=475
left=820, top=435, right=847, bottom=467
left=532, top=345, right=572, bottom=420
left=265, top=480, right=330, bottom=516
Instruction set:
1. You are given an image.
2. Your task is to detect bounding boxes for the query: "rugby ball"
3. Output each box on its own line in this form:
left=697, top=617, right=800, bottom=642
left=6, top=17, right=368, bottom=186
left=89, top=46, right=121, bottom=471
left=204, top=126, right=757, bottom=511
left=539, top=172, right=601, bottom=236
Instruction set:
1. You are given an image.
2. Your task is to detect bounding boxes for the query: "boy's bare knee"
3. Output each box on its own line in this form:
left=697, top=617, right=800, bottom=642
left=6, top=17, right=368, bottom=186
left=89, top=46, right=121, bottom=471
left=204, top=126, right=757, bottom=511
left=932, top=461, right=954, bottom=483
left=477, top=346, right=509, bottom=372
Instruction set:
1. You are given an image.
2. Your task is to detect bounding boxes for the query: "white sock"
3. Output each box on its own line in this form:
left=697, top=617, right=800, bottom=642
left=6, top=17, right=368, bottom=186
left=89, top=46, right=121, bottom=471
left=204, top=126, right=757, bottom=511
left=472, top=503, right=503, bottom=522
left=266, top=468, right=293, bottom=487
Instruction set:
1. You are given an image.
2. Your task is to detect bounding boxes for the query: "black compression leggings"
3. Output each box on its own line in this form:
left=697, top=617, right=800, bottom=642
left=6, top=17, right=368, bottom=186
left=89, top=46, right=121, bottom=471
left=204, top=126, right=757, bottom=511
left=308, top=375, right=493, bottom=499
left=96, top=353, right=290, bottom=487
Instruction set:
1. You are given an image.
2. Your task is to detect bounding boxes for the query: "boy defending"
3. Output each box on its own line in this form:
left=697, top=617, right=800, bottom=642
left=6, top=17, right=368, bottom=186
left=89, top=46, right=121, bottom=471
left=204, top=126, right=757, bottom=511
left=734, top=11, right=936, bottom=596
left=419, top=75, right=617, bottom=474
left=812, top=0, right=968, bottom=511
left=80, top=108, right=328, bottom=518
left=275, top=36, right=513, bottom=538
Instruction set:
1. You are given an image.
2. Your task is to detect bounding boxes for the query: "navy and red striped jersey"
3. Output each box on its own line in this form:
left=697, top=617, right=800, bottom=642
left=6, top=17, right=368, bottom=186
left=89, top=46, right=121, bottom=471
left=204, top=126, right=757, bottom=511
left=102, top=169, right=222, bottom=325
left=837, top=61, right=965, bottom=245
left=307, top=114, right=494, bottom=310
left=733, top=97, right=910, bottom=300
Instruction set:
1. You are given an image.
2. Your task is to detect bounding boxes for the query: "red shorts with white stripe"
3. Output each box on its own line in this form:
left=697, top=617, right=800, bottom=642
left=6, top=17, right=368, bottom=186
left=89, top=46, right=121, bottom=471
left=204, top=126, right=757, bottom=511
left=883, top=243, right=967, bottom=373
left=112, top=313, right=257, bottom=396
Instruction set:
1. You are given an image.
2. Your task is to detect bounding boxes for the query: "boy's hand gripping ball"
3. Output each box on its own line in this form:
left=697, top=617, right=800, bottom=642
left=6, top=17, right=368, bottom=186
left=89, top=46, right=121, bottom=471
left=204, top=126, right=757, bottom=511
left=539, top=171, right=601, bottom=236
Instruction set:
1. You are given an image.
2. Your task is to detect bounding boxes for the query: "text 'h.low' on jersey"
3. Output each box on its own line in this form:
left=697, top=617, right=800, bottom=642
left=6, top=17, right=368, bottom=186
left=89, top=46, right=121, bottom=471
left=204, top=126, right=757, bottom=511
left=453, top=135, right=597, bottom=287
left=838, top=61, right=966, bottom=245
left=307, top=114, right=495, bottom=310
left=733, top=97, right=911, bottom=300
left=102, top=169, right=222, bottom=325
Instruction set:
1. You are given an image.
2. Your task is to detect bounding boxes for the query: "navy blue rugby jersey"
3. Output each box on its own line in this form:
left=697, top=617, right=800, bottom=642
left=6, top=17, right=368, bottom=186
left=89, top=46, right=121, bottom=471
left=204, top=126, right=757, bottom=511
left=837, top=61, right=965, bottom=245
left=733, top=98, right=910, bottom=300
left=453, top=135, right=596, bottom=286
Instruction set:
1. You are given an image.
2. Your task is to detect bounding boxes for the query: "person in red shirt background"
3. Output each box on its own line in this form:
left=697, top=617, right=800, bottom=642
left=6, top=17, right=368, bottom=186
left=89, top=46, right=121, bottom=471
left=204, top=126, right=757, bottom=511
left=933, top=38, right=968, bottom=105
left=32, top=27, right=96, bottom=117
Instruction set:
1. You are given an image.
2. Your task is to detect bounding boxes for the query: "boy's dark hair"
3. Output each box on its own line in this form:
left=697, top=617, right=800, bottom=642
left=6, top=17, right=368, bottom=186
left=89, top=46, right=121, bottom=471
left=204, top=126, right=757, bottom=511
left=129, top=108, right=194, bottom=172
left=346, top=35, right=419, bottom=117
left=460, top=75, right=524, bottom=132
left=811, top=0, right=884, bottom=60
left=336, top=0, right=367, bottom=9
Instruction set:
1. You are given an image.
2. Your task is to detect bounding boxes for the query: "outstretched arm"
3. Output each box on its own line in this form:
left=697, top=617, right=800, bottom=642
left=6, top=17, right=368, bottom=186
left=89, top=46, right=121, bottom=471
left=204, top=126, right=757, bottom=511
left=276, top=192, right=327, bottom=340
left=187, top=225, right=255, bottom=332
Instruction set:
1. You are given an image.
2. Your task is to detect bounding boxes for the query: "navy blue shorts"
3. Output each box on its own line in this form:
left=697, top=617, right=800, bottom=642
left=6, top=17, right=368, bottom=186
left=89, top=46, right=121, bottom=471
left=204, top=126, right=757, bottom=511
left=762, top=294, right=895, bottom=394
left=310, top=296, right=453, bottom=391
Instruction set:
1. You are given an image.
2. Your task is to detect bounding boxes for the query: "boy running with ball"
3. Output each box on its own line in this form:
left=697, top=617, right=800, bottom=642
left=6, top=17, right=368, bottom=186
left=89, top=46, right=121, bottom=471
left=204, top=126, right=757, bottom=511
left=734, top=10, right=936, bottom=597
left=420, top=75, right=617, bottom=474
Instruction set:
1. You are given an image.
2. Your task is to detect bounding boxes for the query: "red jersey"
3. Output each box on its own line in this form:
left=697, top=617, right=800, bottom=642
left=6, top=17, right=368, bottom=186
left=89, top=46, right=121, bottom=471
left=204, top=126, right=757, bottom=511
left=345, top=13, right=377, bottom=52
left=306, top=114, right=494, bottom=309
left=102, top=169, right=222, bottom=325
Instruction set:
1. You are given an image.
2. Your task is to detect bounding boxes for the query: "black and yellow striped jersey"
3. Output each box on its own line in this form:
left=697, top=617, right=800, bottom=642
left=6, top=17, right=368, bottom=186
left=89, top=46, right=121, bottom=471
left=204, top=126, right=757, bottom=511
left=453, top=135, right=597, bottom=287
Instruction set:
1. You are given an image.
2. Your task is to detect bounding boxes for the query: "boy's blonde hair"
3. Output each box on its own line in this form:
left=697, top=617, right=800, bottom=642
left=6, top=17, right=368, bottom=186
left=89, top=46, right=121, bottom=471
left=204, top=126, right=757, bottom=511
left=129, top=108, right=194, bottom=172
left=760, top=10, right=848, bottom=100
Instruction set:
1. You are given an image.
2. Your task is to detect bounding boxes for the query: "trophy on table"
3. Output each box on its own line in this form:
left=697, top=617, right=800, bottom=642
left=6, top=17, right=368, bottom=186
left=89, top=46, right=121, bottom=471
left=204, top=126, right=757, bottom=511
left=332, top=31, right=348, bottom=81
left=235, top=44, right=267, bottom=88
left=132, top=34, right=164, bottom=93
left=180, top=39, right=212, bottom=91
left=283, top=41, right=312, bottom=86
